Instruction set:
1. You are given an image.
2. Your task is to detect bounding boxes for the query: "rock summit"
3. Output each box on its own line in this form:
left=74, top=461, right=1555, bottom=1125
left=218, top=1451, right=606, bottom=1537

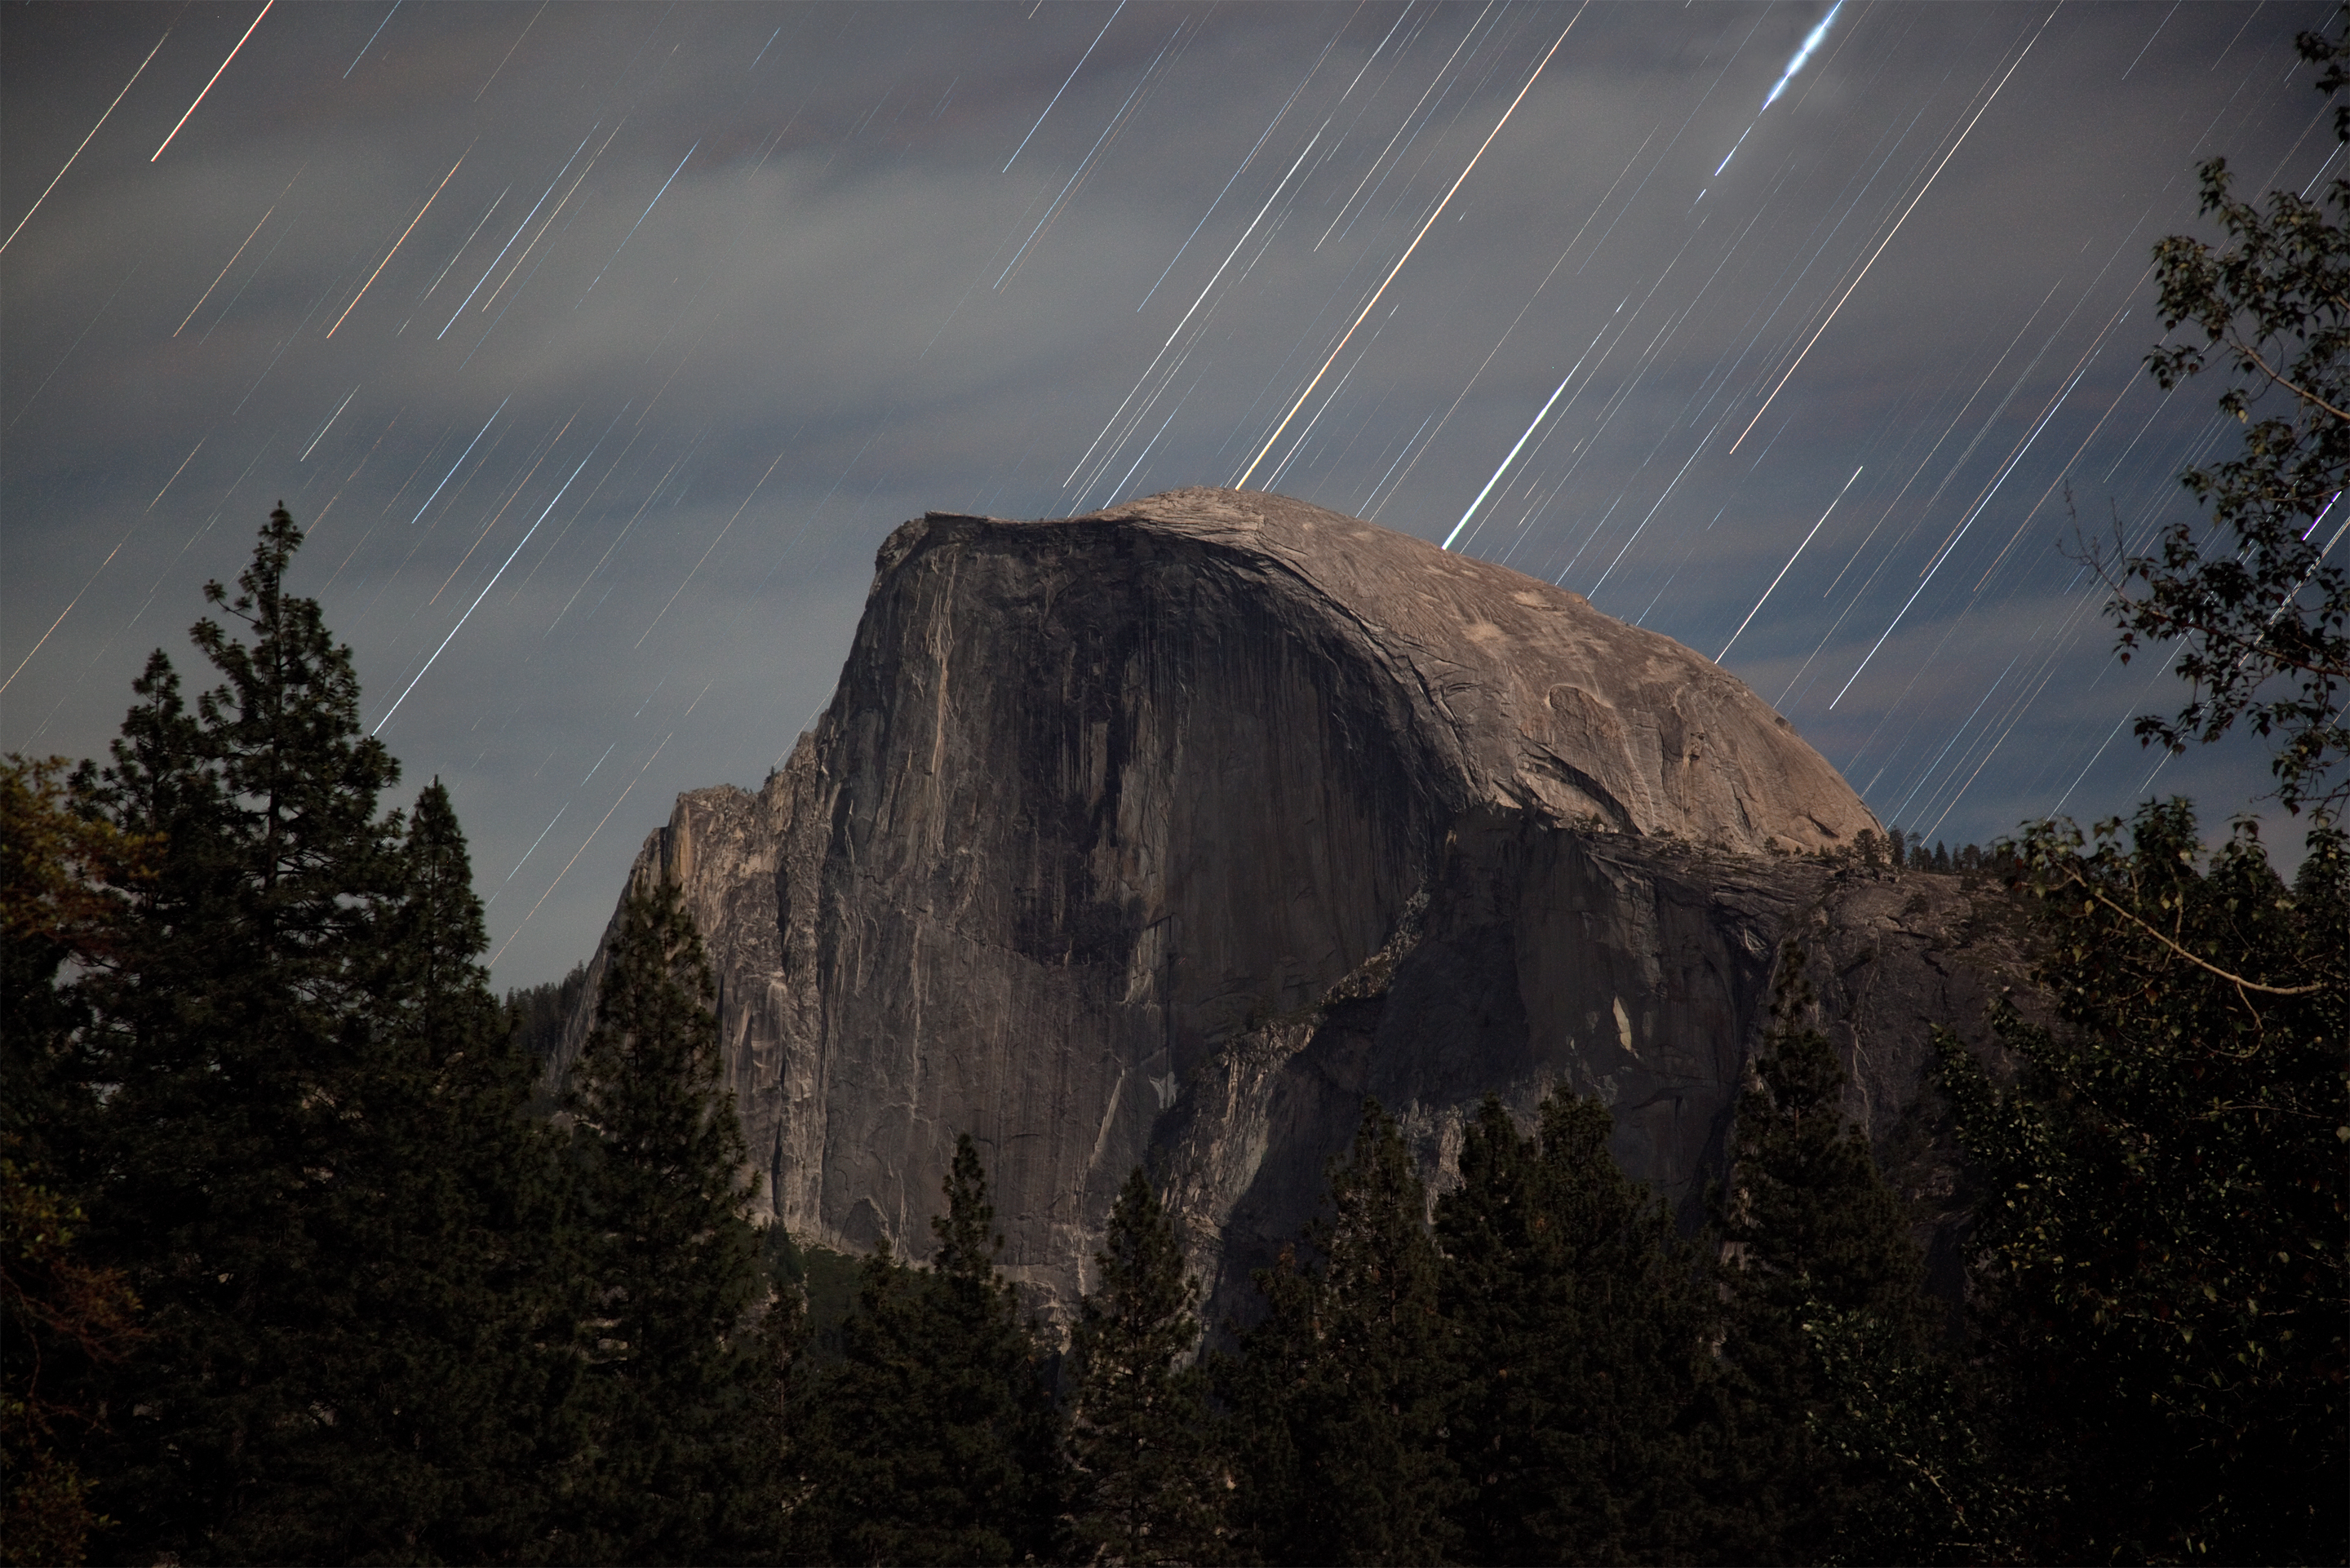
left=553, top=489, right=2008, bottom=1324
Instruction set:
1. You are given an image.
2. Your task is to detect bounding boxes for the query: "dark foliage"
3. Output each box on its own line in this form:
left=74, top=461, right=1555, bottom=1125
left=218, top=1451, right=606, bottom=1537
left=762, top=1226, right=862, bottom=1362
left=1, top=758, right=149, bottom=1566
left=290, top=779, right=579, bottom=1563
left=1222, top=1101, right=1461, bottom=1567
left=22, top=507, right=577, bottom=1563
left=1, top=1147, right=142, bottom=1568
left=561, top=878, right=778, bottom=1564
left=507, top=961, right=588, bottom=1067
left=70, top=507, right=412, bottom=1560
left=1064, top=1167, right=1226, bottom=1566
left=2109, top=19, right=2350, bottom=819
left=1435, top=1092, right=1712, bottom=1566
left=1708, top=947, right=2006, bottom=1565
left=1937, top=803, right=2347, bottom=1562
left=789, top=1135, right=1060, bottom=1566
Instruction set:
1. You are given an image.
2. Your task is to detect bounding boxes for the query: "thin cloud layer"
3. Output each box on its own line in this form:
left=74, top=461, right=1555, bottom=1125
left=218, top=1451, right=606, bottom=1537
left=2, top=2, right=2330, bottom=984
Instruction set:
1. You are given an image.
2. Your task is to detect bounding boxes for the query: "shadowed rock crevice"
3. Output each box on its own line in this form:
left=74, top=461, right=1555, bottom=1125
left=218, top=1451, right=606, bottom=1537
left=549, top=489, right=2016, bottom=1327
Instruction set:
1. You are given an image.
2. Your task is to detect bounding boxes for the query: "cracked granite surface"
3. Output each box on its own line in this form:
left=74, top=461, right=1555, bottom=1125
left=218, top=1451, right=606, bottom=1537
left=548, top=489, right=2020, bottom=1328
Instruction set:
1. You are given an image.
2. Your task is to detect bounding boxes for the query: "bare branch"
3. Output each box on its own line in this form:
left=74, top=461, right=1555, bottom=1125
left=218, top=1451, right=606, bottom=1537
left=2050, top=866, right=2329, bottom=995
left=2228, top=332, right=2350, bottom=424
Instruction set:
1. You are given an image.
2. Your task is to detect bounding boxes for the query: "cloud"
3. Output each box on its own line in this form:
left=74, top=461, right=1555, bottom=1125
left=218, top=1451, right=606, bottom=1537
left=4, top=0, right=2332, bottom=983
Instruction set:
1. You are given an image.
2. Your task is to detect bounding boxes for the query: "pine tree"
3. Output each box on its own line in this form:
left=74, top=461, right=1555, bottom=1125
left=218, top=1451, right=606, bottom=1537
left=792, top=1136, right=1059, bottom=1566
left=1706, top=946, right=1993, bottom=1565
left=783, top=1242, right=926, bottom=1565
left=1224, top=1101, right=1460, bottom=1566
left=746, top=1238, right=811, bottom=1564
left=1436, top=1092, right=1712, bottom=1565
left=1064, top=1167, right=1225, bottom=1566
left=44, top=511, right=598, bottom=1561
left=298, top=780, right=579, bottom=1561
left=561, top=876, right=774, bottom=1564
left=72, top=507, right=414, bottom=1561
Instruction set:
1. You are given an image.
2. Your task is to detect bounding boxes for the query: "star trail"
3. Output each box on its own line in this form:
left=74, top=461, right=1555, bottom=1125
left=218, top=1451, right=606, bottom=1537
left=2, top=2, right=2331, bottom=985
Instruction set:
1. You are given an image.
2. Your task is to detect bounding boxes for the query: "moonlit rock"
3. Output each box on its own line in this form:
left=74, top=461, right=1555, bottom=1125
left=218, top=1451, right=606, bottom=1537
left=551, top=489, right=2013, bottom=1327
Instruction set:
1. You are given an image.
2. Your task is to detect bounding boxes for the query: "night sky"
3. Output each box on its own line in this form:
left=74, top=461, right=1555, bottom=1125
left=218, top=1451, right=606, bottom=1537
left=3, top=2, right=2333, bottom=987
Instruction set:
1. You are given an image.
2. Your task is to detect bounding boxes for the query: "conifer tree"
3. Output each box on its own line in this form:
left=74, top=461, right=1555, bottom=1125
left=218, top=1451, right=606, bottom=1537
left=792, top=1134, right=1058, bottom=1565
left=1064, top=1167, right=1225, bottom=1566
left=1436, top=1093, right=1711, bottom=1565
left=49, top=511, right=589, bottom=1561
left=71, top=507, right=415, bottom=1561
left=1224, top=1101, right=1460, bottom=1566
left=1707, top=946, right=1993, bottom=1565
left=302, top=780, right=579, bottom=1561
left=746, top=1238, right=811, bottom=1563
left=561, top=877, right=774, bottom=1564
left=783, top=1241, right=925, bottom=1565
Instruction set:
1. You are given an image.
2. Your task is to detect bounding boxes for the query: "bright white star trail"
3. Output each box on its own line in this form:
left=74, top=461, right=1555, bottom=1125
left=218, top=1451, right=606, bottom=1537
left=1712, top=0, right=1845, bottom=181
left=4, top=2, right=2333, bottom=986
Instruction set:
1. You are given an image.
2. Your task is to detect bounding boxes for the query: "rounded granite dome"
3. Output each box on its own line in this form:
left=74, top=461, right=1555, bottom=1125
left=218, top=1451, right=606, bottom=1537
left=955, top=486, right=1880, bottom=856
left=579, top=483, right=1904, bottom=1329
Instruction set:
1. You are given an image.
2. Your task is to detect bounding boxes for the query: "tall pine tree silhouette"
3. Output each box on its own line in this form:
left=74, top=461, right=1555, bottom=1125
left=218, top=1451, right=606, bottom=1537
left=74, top=507, right=414, bottom=1561
left=562, top=877, right=773, bottom=1564
left=1706, top=945, right=1978, bottom=1564
left=792, top=1134, right=1058, bottom=1566
left=1064, top=1167, right=1226, bottom=1565
left=1436, top=1092, right=1712, bottom=1565
left=1225, top=1101, right=1461, bottom=1566
left=52, top=507, right=579, bottom=1560
left=307, top=779, right=579, bottom=1561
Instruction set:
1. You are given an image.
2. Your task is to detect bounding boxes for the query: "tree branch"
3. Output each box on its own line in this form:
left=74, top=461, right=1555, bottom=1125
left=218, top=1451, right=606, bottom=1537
left=2056, top=873, right=2329, bottom=995
left=2230, top=331, right=2350, bottom=424
left=2119, top=595, right=2350, bottom=684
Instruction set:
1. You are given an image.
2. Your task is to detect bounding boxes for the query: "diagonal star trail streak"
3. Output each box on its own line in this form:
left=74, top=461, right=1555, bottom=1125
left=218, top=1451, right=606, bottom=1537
left=2, top=2, right=2326, bottom=981
left=1236, top=7, right=1586, bottom=489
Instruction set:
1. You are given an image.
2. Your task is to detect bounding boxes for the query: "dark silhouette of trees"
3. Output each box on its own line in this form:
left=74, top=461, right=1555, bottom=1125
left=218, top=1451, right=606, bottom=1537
left=1708, top=949, right=2003, bottom=1565
left=1436, top=1092, right=1711, bottom=1565
left=561, top=878, right=778, bottom=1563
left=1, top=764, right=149, bottom=1566
left=69, top=506, right=426, bottom=1561
left=790, top=1135, right=1059, bottom=1566
left=1063, top=1167, right=1226, bottom=1565
left=1937, top=806, right=2346, bottom=1561
left=9, top=512, right=606, bottom=1562
left=1223, top=1102, right=1461, bottom=1567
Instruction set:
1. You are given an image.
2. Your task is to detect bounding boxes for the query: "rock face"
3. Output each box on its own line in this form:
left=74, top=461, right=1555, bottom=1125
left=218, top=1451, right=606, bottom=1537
left=551, top=488, right=2020, bottom=1328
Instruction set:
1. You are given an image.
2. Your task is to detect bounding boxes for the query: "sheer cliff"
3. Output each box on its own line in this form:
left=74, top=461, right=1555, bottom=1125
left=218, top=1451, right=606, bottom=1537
left=551, top=488, right=2019, bottom=1326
